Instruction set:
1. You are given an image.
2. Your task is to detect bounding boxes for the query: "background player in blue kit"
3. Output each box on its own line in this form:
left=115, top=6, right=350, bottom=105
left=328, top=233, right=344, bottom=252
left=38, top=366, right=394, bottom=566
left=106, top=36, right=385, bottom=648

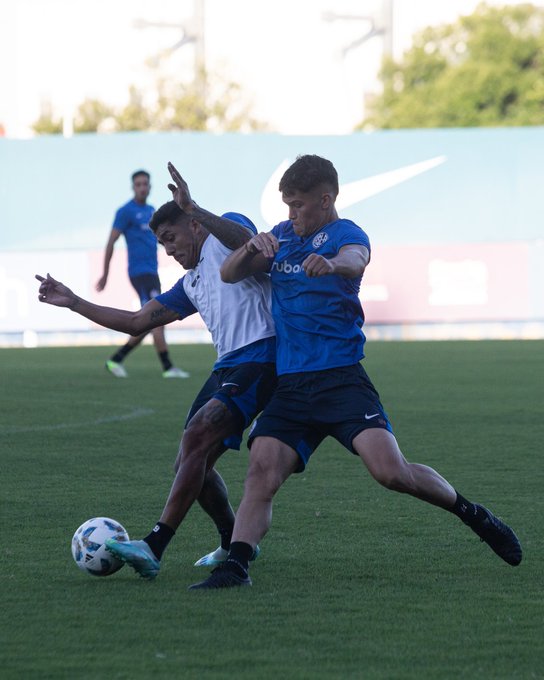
left=36, top=162, right=276, bottom=579
left=96, top=169, right=189, bottom=379
left=189, top=154, right=522, bottom=590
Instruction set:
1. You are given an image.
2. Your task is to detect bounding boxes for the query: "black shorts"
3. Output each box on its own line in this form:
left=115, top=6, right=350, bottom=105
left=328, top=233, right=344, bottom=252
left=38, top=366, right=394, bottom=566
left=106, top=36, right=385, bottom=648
left=129, top=274, right=161, bottom=306
left=186, top=362, right=277, bottom=450
left=248, top=363, right=392, bottom=470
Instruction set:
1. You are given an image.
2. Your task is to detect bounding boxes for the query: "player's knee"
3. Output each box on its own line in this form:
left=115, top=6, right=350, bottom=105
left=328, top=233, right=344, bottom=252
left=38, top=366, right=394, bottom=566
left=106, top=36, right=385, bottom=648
left=173, top=430, right=209, bottom=475
left=373, top=464, right=413, bottom=493
left=245, top=455, right=283, bottom=496
left=182, top=422, right=213, bottom=456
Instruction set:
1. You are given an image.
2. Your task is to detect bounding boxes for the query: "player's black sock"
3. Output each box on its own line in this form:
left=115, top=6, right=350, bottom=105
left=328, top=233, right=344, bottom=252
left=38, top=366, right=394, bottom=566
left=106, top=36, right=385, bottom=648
left=143, top=522, right=175, bottom=560
left=111, top=343, right=134, bottom=363
left=159, top=351, right=173, bottom=371
left=219, top=526, right=233, bottom=550
left=449, top=492, right=484, bottom=525
left=224, top=541, right=254, bottom=578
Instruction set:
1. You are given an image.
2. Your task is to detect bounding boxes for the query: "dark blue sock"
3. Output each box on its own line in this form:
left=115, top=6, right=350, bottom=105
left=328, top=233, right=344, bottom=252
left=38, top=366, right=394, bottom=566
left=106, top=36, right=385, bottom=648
left=224, top=541, right=254, bottom=577
left=143, top=522, right=175, bottom=560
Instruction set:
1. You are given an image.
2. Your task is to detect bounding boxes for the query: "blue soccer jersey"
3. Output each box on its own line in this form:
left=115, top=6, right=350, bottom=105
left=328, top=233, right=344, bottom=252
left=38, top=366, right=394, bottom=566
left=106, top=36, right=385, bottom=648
left=269, top=219, right=370, bottom=375
left=113, top=200, right=157, bottom=278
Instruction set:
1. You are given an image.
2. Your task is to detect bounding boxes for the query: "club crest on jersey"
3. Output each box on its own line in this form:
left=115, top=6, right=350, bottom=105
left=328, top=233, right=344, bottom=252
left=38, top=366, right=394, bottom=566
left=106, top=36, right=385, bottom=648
left=312, top=232, right=329, bottom=248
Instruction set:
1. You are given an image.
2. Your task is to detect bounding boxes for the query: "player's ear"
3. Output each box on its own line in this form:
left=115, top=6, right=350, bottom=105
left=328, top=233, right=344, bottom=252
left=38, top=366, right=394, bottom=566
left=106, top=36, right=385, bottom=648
left=321, top=192, right=333, bottom=210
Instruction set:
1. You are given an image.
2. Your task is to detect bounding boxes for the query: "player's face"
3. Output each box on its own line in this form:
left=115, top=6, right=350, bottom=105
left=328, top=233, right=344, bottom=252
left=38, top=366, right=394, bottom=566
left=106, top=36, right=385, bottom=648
left=282, top=187, right=333, bottom=237
left=155, top=219, right=201, bottom=270
left=132, top=175, right=151, bottom=203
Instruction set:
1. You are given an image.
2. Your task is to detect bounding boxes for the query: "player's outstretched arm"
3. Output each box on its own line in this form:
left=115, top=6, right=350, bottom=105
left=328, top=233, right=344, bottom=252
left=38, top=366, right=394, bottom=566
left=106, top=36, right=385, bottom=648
left=35, top=274, right=178, bottom=334
left=167, top=161, right=253, bottom=251
left=220, top=233, right=277, bottom=283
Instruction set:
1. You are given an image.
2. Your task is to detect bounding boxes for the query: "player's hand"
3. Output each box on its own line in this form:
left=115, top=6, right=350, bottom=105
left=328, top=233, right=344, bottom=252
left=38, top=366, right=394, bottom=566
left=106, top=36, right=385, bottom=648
left=35, top=274, right=78, bottom=308
left=95, top=274, right=107, bottom=292
left=302, top=253, right=334, bottom=277
left=167, top=161, right=196, bottom=214
left=244, top=232, right=279, bottom=259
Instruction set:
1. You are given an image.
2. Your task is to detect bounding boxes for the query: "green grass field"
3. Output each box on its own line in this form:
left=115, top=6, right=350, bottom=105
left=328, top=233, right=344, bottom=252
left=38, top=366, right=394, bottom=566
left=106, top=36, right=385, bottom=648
left=1, top=340, right=542, bottom=679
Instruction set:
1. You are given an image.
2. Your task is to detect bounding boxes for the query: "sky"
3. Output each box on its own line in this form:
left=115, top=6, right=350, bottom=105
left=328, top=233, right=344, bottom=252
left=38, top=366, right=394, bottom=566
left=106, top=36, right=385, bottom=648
left=0, top=0, right=541, bottom=137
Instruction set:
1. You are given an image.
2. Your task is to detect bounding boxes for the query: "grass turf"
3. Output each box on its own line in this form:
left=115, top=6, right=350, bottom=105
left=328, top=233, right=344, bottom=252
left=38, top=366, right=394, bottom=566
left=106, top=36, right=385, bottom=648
left=1, top=340, right=542, bottom=679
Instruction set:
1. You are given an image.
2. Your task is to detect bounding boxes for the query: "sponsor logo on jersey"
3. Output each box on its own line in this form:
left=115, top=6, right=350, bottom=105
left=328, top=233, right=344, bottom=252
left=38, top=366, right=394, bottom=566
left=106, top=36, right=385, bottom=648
left=271, top=260, right=303, bottom=274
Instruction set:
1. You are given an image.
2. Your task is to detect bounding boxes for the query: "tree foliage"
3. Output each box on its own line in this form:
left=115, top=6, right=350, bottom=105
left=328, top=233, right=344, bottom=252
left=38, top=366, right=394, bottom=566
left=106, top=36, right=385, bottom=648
left=360, top=2, right=544, bottom=129
left=32, top=102, right=63, bottom=135
left=32, top=70, right=267, bottom=135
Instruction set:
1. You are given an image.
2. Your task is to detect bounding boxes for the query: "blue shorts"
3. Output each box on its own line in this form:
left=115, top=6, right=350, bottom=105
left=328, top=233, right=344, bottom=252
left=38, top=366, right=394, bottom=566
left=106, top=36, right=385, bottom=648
left=129, top=274, right=161, bottom=306
left=186, top=362, right=277, bottom=450
left=248, top=363, right=393, bottom=470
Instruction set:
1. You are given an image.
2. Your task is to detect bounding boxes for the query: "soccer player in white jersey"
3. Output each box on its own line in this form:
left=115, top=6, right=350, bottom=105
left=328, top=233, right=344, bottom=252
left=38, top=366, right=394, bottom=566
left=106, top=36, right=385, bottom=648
left=36, top=162, right=276, bottom=579
left=188, top=154, right=522, bottom=590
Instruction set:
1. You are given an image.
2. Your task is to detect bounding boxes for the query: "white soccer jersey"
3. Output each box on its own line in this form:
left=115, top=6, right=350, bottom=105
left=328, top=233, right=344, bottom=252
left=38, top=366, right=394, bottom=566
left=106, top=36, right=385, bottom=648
left=157, top=234, right=275, bottom=362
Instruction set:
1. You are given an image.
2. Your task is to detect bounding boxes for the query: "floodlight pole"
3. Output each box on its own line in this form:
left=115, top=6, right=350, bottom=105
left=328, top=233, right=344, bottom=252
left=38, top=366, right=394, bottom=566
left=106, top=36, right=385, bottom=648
left=323, top=0, right=393, bottom=57
left=134, top=0, right=206, bottom=98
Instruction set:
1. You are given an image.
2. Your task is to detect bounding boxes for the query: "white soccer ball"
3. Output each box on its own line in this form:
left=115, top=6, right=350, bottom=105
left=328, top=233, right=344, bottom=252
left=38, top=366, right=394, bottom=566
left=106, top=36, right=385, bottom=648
left=71, top=517, right=129, bottom=577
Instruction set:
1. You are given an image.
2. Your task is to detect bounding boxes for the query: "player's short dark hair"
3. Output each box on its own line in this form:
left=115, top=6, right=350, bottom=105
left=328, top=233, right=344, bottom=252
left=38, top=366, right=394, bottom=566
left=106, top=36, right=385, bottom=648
left=149, top=200, right=188, bottom=234
left=131, top=169, right=150, bottom=182
left=279, top=155, right=339, bottom=197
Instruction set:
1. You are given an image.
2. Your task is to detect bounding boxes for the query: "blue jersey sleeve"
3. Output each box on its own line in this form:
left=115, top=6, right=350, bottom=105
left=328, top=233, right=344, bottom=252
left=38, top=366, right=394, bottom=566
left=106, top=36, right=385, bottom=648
left=112, top=205, right=129, bottom=233
left=155, top=277, right=198, bottom=319
left=336, top=220, right=371, bottom=253
left=221, top=212, right=258, bottom=235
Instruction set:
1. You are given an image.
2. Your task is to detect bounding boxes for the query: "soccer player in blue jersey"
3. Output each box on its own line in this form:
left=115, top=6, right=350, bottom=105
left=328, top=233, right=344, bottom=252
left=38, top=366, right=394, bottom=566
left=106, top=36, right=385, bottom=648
left=189, top=154, right=522, bottom=590
left=36, top=162, right=276, bottom=579
left=96, top=169, right=189, bottom=379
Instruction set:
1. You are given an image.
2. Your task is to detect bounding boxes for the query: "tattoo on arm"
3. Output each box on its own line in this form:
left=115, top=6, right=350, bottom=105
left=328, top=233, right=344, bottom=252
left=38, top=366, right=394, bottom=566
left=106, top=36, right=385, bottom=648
left=150, top=307, right=169, bottom=322
left=203, top=403, right=231, bottom=427
left=192, top=207, right=251, bottom=251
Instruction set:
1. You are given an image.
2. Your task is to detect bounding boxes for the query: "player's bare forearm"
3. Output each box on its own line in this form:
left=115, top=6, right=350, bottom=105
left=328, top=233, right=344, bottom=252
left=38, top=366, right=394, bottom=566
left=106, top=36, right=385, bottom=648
left=69, top=298, right=153, bottom=335
left=190, top=205, right=253, bottom=251
left=220, top=240, right=270, bottom=283
left=36, top=274, right=173, bottom=335
left=167, top=160, right=253, bottom=250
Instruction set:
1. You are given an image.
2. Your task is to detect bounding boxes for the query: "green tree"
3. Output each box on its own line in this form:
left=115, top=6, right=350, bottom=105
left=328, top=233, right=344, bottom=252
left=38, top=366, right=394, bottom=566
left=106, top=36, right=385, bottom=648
left=32, top=101, right=62, bottom=134
left=360, top=2, right=544, bottom=129
left=114, top=86, right=153, bottom=132
left=154, top=71, right=267, bottom=132
left=74, top=98, right=115, bottom=133
left=32, top=72, right=267, bottom=135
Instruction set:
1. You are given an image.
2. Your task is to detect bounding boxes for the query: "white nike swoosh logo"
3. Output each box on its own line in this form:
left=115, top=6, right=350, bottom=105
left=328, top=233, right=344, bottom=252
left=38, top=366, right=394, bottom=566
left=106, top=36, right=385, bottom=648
left=221, top=382, right=240, bottom=388
left=260, top=156, right=447, bottom=226
left=364, top=413, right=380, bottom=420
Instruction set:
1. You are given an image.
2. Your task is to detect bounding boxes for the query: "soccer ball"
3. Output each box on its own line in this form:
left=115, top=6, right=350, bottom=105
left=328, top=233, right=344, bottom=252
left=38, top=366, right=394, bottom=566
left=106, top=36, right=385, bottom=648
left=71, top=517, right=129, bottom=577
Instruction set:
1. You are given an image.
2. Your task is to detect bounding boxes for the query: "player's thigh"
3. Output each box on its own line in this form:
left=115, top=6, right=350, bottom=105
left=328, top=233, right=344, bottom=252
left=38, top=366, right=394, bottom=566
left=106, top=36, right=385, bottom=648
left=352, top=428, right=408, bottom=481
left=184, top=398, right=239, bottom=449
left=130, top=274, right=161, bottom=305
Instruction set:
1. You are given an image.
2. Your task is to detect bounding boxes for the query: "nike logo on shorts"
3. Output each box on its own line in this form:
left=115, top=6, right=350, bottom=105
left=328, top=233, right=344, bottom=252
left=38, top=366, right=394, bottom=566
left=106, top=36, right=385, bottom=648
left=365, top=413, right=380, bottom=420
